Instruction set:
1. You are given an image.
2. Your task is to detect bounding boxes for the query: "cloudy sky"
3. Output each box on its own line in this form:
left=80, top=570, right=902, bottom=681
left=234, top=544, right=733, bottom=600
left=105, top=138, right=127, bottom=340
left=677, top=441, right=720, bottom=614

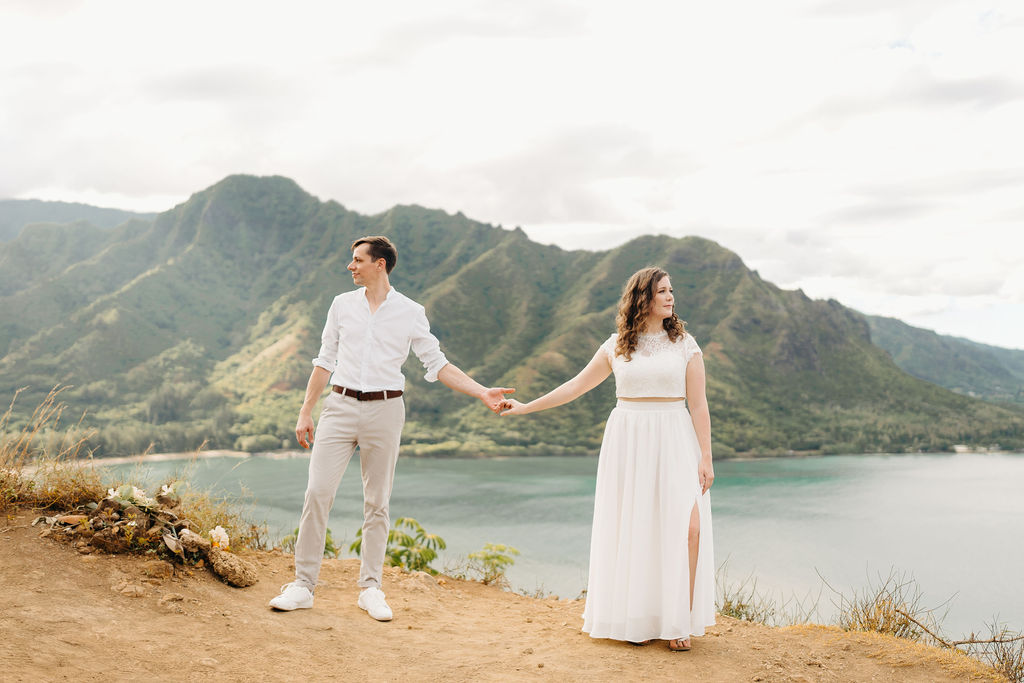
left=2, top=1, right=1022, bottom=349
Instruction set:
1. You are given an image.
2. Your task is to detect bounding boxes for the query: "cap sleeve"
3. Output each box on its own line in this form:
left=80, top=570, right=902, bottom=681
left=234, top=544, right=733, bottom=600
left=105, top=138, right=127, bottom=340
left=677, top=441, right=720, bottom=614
left=599, top=333, right=618, bottom=363
left=683, top=333, right=702, bottom=366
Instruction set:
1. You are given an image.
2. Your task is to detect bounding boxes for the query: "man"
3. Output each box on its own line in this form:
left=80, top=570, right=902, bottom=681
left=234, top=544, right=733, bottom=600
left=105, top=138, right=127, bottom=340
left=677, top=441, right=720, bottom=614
left=269, top=236, right=513, bottom=621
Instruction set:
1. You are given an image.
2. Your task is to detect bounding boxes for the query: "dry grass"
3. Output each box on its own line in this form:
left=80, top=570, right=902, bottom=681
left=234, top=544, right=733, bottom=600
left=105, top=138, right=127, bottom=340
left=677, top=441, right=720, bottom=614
left=2, top=387, right=104, bottom=512
left=716, top=559, right=823, bottom=626
left=822, top=569, right=1023, bottom=682
left=716, top=563, right=1021, bottom=681
left=826, top=569, right=946, bottom=641
left=2, top=388, right=267, bottom=551
left=176, top=483, right=269, bottom=551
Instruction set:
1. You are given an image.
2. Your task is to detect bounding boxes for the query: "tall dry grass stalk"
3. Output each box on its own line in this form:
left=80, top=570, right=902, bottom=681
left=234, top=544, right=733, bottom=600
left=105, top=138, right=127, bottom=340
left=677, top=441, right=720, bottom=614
left=715, top=559, right=823, bottom=626
left=3, top=389, right=268, bottom=550
left=2, top=386, right=104, bottom=511
left=824, top=569, right=947, bottom=641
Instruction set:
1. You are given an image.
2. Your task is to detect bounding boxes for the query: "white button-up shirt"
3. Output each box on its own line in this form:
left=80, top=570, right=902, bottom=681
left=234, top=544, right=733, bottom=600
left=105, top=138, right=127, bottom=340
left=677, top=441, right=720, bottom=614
left=311, top=287, right=449, bottom=391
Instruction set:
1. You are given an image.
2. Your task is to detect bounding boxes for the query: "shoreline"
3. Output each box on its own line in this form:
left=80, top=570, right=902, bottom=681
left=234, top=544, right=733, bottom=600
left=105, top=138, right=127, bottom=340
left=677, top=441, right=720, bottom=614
left=72, top=446, right=1022, bottom=467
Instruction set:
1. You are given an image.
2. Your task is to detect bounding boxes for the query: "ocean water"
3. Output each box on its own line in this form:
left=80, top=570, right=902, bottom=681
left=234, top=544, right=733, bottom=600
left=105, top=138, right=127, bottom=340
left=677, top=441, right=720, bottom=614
left=102, top=451, right=1024, bottom=636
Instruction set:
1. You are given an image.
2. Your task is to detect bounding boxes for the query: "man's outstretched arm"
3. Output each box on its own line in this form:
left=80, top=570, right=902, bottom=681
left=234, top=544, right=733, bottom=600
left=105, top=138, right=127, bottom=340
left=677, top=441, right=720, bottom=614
left=437, top=363, right=514, bottom=414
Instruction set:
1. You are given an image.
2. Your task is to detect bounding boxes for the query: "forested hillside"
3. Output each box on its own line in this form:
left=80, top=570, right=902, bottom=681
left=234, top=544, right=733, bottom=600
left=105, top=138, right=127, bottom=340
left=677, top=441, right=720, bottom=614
left=2, top=175, right=1021, bottom=457
left=867, top=315, right=1024, bottom=404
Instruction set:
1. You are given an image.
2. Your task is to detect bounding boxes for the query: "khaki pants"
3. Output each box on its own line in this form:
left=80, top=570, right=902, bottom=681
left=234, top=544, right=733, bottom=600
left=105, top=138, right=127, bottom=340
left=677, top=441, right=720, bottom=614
left=293, top=391, right=405, bottom=592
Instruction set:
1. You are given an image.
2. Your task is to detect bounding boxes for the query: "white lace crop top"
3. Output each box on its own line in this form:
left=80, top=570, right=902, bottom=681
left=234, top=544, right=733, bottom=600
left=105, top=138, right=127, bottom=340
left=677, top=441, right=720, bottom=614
left=599, top=330, right=702, bottom=398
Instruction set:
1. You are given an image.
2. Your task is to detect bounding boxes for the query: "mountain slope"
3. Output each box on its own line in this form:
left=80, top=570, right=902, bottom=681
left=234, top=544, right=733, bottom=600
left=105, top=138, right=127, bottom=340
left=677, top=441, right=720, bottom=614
left=2, top=175, right=1021, bottom=456
left=867, top=315, right=1024, bottom=403
left=0, top=198, right=155, bottom=242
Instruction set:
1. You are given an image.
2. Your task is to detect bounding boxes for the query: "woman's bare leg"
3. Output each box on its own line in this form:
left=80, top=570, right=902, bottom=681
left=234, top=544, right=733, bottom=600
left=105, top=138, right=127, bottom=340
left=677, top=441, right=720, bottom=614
left=670, top=501, right=702, bottom=650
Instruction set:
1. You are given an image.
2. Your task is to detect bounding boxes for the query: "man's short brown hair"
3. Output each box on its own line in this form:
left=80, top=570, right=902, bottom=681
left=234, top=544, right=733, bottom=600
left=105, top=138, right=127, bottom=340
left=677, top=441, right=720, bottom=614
left=351, top=235, right=398, bottom=273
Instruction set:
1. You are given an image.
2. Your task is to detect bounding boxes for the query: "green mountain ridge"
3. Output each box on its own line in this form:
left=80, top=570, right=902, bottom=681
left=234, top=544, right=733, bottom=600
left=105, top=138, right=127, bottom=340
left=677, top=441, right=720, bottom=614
left=2, top=175, right=1022, bottom=457
left=0, top=198, right=155, bottom=242
left=866, top=315, right=1024, bottom=403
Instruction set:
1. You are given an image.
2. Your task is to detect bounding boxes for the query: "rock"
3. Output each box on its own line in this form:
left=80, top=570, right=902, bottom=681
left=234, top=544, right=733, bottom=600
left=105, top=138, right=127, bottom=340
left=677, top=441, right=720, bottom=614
left=141, top=560, right=174, bottom=579
left=178, top=529, right=211, bottom=554
left=208, top=548, right=258, bottom=587
left=57, top=514, right=88, bottom=525
left=95, top=498, right=121, bottom=515
left=120, top=583, right=146, bottom=597
left=403, top=571, right=439, bottom=592
left=155, top=493, right=178, bottom=507
left=199, top=658, right=219, bottom=667
left=159, top=593, right=185, bottom=605
left=90, top=527, right=129, bottom=553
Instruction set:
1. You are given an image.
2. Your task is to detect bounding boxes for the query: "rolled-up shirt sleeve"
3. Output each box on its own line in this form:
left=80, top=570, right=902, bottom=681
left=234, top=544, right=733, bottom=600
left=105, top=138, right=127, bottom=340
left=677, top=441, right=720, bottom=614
left=410, top=305, right=449, bottom=382
left=311, top=298, right=339, bottom=373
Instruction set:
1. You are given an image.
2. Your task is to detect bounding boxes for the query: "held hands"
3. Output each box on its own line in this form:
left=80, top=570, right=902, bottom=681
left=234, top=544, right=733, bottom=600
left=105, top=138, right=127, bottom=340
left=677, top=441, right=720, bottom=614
left=295, top=414, right=315, bottom=449
left=480, top=386, right=516, bottom=414
left=500, top=399, right=529, bottom=416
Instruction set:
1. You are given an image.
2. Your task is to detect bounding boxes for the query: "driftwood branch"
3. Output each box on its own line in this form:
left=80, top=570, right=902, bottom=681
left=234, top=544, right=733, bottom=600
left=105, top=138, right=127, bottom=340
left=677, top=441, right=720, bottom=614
left=895, top=608, right=1024, bottom=648
left=894, top=607, right=952, bottom=647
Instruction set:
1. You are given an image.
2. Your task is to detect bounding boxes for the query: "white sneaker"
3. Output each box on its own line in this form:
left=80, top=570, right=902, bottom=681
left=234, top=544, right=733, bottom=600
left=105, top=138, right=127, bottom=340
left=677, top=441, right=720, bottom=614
left=357, top=587, right=393, bottom=621
left=269, top=582, right=314, bottom=611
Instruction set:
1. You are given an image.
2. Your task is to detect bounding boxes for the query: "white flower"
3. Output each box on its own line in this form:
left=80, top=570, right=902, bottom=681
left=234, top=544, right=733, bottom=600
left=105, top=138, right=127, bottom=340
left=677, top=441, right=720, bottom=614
left=160, top=484, right=173, bottom=497
left=106, top=488, right=117, bottom=499
left=210, top=525, right=229, bottom=550
left=131, top=486, right=147, bottom=500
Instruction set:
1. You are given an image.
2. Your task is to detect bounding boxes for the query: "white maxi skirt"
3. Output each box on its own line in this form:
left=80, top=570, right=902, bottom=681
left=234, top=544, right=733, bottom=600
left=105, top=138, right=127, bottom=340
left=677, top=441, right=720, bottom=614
left=582, top=400, right=716, bottom=641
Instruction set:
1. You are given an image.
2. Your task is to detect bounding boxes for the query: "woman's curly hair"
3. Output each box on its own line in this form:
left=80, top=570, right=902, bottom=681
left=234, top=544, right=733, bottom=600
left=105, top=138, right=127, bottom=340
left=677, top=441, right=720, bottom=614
left=614, top=266, right=687, bottom=361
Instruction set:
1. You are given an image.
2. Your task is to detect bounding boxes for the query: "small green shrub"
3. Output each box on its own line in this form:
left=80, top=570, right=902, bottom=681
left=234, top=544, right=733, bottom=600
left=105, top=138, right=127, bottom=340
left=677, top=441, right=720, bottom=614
left=280, top=526, right=341, bottom=558
left=468, top=543, right=520, bottom=586
left=350, top=517, right=446, bottom=574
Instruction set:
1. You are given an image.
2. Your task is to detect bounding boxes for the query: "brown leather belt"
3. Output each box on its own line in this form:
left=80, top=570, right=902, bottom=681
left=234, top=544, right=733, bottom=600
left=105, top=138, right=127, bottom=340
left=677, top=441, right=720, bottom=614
left=332, top=385, right=403, bottom=401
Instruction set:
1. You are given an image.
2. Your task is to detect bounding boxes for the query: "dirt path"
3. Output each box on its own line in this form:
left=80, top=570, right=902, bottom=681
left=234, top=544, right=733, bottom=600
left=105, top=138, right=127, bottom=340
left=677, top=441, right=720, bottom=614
left=0, top=510, right=1001, bottom=682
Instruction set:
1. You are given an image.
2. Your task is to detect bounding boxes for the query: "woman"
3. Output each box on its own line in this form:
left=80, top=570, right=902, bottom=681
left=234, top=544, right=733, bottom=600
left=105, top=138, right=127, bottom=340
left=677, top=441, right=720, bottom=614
left=502, top=266, right=715, bottom=651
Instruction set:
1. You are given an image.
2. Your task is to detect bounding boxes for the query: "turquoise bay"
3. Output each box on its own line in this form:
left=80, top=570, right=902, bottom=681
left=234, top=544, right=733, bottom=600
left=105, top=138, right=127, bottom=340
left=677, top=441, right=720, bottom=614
left=105, top=452, right=1024, bottom=637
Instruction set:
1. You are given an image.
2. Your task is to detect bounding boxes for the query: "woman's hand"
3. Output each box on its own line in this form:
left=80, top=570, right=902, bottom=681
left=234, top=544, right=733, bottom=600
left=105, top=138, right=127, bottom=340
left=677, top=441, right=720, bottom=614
left=500, top=399, right=531, bottom=416
left=698, top=455, right=714, bottom=494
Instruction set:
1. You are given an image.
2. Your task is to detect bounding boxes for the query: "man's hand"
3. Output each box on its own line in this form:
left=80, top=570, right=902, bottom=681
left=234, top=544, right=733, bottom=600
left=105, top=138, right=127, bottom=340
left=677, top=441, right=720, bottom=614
left=296, top=414, right=315, bottom=449
left=480, top=386, right=515, bottom=414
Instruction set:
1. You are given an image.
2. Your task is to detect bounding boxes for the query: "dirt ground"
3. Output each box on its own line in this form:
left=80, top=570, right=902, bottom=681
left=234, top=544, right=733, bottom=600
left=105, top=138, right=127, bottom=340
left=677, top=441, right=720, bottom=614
left=0, top=509, right=1003, bottom=682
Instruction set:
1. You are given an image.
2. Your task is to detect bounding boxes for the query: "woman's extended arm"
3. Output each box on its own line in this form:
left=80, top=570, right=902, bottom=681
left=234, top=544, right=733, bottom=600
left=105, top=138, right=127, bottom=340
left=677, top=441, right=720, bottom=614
left=501, top=350, right=612, bottom=416
left=685, top=354, right=715, bottom=493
